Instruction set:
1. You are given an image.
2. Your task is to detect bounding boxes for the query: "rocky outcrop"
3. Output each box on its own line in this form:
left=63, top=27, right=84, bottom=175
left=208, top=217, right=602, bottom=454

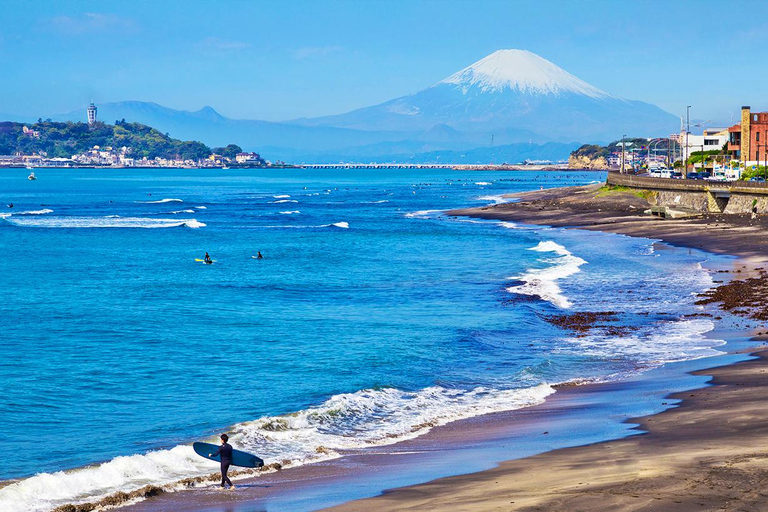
left=568, top=154, right=609, bottom=170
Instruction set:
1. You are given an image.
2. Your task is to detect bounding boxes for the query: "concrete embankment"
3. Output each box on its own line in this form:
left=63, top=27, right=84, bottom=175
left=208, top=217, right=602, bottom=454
left=606, top=172, right=768, bottom=214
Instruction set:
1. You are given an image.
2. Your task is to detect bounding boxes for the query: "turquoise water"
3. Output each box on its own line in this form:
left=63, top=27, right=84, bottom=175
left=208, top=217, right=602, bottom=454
left=0, top=168, right=727, bottom=511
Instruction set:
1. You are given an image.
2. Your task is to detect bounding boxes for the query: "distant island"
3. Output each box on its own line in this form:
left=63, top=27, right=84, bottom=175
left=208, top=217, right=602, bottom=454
left=0, top=119, right=292, bottom=169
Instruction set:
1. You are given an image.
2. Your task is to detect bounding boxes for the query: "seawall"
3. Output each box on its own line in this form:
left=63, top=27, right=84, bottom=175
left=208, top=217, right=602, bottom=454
left=606, top=172, right=768, bottom=214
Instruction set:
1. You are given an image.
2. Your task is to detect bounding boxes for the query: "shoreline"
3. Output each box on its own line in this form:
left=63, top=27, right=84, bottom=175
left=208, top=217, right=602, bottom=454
left=330, top=346, right=768, bottom=511
left=448, top=183, right=768, bottom=262
left=324, top=183, right=768, bottom=511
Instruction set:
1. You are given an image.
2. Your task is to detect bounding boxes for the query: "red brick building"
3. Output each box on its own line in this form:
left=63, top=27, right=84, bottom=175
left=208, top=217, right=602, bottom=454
left=728, top=106, right=768, bottom=164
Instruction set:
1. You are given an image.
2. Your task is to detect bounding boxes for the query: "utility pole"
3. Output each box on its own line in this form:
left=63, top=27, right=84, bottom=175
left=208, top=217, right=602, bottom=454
left=685, top=106, right=691, bottom=178
left=621, top=135, right=626, bottom=174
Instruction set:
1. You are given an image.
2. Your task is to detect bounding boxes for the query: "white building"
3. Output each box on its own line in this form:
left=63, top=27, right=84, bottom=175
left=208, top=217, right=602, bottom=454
left=235, top=152, right=262, bottom=164
left=679, top=128, right=728, bottom=163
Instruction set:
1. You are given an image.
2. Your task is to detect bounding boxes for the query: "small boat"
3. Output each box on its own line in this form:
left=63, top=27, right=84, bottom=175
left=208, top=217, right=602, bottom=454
left=28, top=172, right=36, bottom=181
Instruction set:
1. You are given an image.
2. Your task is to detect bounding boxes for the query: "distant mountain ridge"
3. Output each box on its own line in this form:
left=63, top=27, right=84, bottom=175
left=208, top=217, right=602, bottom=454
left=37, top=49, right=677, bottom=163
left=296, top=50, right=677, bottom=140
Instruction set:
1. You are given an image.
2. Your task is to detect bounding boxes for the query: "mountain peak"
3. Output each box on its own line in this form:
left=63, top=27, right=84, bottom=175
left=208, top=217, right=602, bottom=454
left=439, top=49, right=610, bottom=99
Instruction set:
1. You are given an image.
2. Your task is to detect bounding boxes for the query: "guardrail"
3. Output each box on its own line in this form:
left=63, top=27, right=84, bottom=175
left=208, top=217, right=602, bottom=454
left=606, top=172, right=768, bottom=194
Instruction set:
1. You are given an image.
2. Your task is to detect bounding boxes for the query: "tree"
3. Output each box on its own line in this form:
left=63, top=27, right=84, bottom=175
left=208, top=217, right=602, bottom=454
left=212, top=144, right=243, bottom=159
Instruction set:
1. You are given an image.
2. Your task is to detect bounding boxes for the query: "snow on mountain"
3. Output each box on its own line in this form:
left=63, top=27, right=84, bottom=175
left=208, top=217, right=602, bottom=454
left=297, top=49, right=678, bottom=141
left=439, top=49, right=611, bottom=98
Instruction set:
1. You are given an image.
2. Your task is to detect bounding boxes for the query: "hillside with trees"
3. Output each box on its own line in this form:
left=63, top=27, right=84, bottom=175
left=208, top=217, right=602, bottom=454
left=0, top=119, right=245, bottom=161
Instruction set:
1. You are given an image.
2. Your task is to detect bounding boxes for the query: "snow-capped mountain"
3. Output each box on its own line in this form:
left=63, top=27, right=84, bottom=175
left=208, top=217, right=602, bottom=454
left=440, top=49, right=610, bottom=98
left=297, top=49, right=678, bottom=142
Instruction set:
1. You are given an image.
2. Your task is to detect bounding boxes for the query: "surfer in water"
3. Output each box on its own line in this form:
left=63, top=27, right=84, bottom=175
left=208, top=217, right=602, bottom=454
left=204, top=252, right=212, bottom=264
left=209, top=433, right=235, bottom=489
left=257, top=251, right=263, bottom=259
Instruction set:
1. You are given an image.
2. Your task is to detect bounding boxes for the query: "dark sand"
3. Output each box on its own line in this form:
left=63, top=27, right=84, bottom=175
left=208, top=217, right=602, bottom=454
left=330, top=348, right=768, bottom=512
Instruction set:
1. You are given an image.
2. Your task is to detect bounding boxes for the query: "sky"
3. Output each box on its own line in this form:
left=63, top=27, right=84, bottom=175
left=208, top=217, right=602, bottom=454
left=1, top=0, right=767, bottom=125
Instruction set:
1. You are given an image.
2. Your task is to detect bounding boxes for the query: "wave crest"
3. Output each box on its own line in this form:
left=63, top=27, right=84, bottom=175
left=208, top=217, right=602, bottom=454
left=506, top=241, right=587, bottom=308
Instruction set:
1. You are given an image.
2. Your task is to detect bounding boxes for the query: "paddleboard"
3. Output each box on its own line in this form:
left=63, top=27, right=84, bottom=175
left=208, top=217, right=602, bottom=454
left=192, top=442, right=264, bottom=468
left=194, top=259, right=215, bottom=264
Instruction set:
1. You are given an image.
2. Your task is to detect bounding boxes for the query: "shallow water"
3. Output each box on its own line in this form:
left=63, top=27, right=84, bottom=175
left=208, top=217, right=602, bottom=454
left=0, top=168, right=729, bottom=511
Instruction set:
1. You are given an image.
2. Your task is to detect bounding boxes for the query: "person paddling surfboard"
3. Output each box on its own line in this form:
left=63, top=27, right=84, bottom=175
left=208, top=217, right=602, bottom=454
left=208, top=434, right=235, bottom=489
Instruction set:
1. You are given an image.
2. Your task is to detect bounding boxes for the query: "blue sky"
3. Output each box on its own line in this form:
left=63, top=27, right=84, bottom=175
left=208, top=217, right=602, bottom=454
left=1, top=0, right=766, bottom=124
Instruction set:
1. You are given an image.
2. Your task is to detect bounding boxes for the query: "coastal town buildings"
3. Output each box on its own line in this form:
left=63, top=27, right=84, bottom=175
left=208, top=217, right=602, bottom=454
left=728, top=106, right=768, bottom=166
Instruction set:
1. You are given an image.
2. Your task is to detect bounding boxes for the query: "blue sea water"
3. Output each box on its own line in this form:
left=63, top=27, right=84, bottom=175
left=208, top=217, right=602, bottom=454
left=0, top=168, right=728, bottom=511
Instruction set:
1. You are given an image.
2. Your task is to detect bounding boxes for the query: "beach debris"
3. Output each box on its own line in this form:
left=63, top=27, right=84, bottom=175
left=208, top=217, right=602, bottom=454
left=51, top=485, right=164, bottom=512
left=543, top=311, right=618, bottom=335
left=696, top=271, right=768, bottom=321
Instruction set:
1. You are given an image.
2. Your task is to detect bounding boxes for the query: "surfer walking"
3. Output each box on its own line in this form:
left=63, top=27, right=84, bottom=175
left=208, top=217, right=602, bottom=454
left=210, top=433, right=235, bottom=489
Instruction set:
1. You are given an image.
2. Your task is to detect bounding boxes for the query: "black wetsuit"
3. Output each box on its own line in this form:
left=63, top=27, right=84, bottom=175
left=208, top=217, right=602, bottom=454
left=213, top=443, right=234, bottom=487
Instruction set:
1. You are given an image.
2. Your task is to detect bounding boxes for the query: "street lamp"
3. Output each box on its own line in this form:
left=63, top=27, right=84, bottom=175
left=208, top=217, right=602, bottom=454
left=685, top=106, right=691, bottom=178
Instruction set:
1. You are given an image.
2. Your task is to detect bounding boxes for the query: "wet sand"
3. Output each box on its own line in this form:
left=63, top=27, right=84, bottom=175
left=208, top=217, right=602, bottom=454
left=330, top=347, right=768, bottom=512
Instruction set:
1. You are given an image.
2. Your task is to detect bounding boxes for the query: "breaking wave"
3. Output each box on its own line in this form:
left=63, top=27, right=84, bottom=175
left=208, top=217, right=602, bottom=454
left=17, top=209, right=54, bottom=215
left=506, top=241, right=587, bottom=308
left=1, top=216, right=205, bottom=229
left=0, top=383, right=553, bottom=512
left=405, top=209, right=442, bottom=219
left=138, top=198, right=183, bottom=204
left=272, top=199, right=298, bottom=204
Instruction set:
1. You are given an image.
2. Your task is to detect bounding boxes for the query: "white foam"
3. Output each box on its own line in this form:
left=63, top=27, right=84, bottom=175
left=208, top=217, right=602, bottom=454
left=170, top=210, right=195, bottom=214
left=506, top=241, right=587, bottom=308
left=405, top=209, right=443, bottom=219
left=273, top=195, right=291, bottom=198
left=1, top=216, right=205, bottom=229
left=279, top=211, right=300, bottom=215
left=138, top=198, right=183, bottom=204
left=17, top=209, right=53, bottom=215
left=476, top=195, right=509, bottom=204
left=328, top=222, right=349, bottom=229
left=362, top=200, right=389, bottom=204
left=559, top=318, right=726, bottom=366
left=194, top=206, right=207, bottom=209
left=0, top=383, right=553, bottom=512
left=272, top=200, right=298, bottom=204
left=475, top=182, right=492, bottom=186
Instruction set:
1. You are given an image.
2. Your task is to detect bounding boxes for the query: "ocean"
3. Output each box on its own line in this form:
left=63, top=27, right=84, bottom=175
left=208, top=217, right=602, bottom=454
left=0, top=168, right=729, bottom=511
